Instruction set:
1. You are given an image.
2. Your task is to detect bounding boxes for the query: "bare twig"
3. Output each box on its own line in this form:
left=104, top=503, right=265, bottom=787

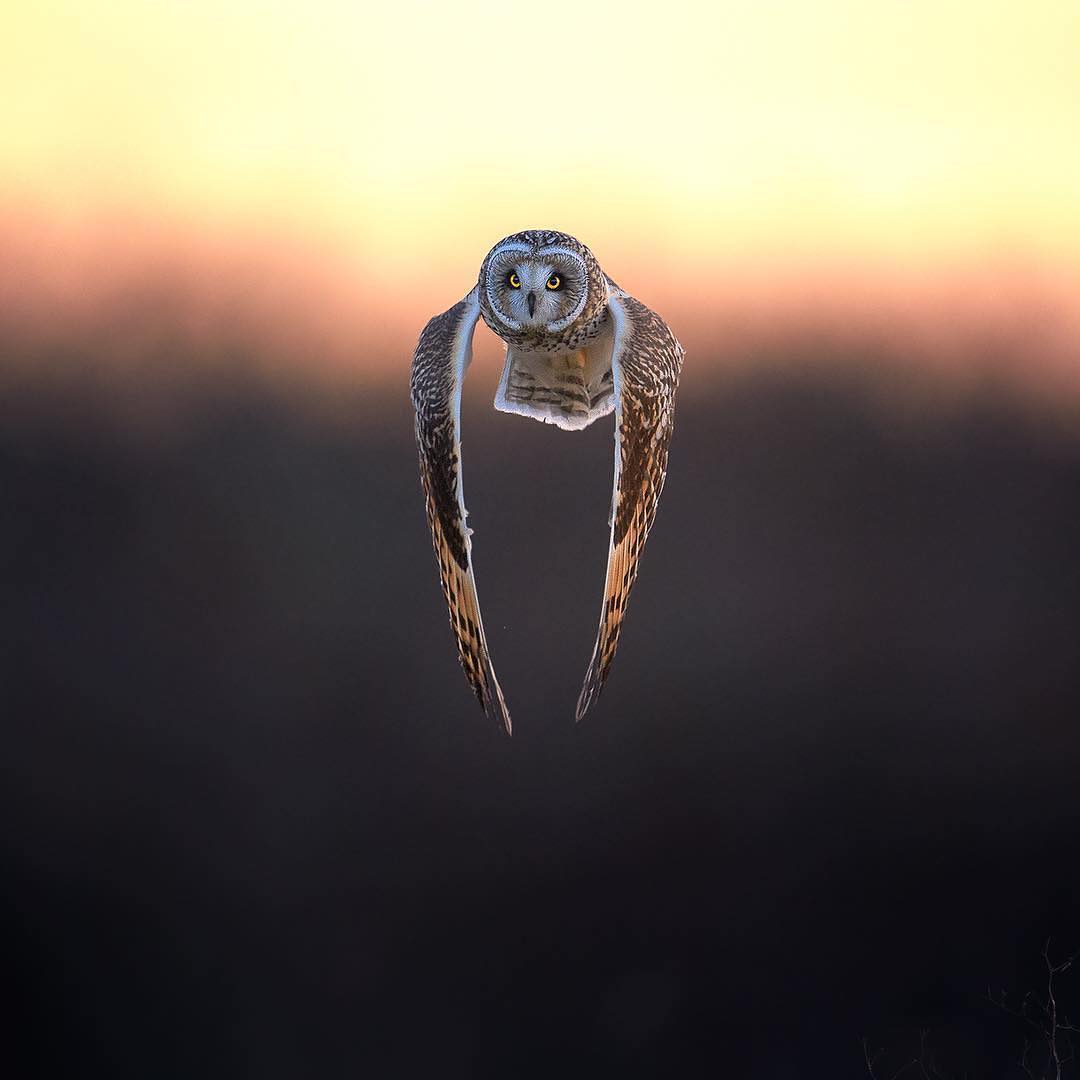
left=863, top=1035, right=923, bottom=1080
left=863, top=1029, right=950, bottom=1080
left=989, top=938, right=1080, bottom=1080
left=870, top=940, right=1077, bottom=1079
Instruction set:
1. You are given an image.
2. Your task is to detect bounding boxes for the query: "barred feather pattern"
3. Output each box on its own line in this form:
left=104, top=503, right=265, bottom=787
left=410, top=291, right=511, bottom=733
left=576, top=290, right=684, bottom=722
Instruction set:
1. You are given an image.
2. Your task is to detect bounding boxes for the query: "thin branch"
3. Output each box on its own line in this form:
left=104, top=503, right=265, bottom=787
left=862, top=1036, right=926, bottom=1080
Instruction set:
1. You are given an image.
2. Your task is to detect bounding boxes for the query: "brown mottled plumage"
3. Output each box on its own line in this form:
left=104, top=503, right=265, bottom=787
left=574, top=291, right=682, bottom=722
left=410, top=230, right=683, bottom=731
left=411, top=290, right=510, bottom=732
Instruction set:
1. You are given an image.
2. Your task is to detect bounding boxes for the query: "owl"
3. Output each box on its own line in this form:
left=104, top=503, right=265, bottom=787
left=410, top=230, right=684, bottom=733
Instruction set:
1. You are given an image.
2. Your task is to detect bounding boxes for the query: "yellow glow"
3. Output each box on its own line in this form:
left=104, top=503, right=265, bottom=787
left=5, top=1, right=1080, bottom=257
left=2, top=0, right=1079, bottom=387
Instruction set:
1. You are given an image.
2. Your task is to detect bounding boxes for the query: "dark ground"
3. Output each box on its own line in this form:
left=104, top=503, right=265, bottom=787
left=2, top=349, right=1079, bottom=1077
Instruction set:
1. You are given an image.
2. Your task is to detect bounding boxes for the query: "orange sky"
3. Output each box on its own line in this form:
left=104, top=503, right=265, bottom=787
left=2, top=1, right=1079, bottom=387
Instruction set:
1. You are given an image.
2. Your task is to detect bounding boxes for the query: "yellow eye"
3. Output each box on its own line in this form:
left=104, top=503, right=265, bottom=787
left=546, top=274, right=561, bottom=290
left=508, top=272, right=521, bottom=289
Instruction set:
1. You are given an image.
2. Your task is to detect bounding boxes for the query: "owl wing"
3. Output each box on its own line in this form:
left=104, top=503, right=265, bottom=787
left=576, top=286, right=684, bottom=722
left=411, top=288, right=511, bottom=733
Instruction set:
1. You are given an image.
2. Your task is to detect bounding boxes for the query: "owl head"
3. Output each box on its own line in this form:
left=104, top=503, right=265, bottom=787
left=478, top=230, right=607, bottom=339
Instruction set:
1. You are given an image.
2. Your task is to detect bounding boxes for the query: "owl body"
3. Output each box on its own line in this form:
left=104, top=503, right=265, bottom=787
left=475, top=230, right=624, bottom=431
left=411, top=229, right=684, bottom=731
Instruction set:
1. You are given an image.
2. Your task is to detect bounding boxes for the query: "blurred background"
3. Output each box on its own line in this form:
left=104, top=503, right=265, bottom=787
left=3, top=2, right=1079, bottom=1075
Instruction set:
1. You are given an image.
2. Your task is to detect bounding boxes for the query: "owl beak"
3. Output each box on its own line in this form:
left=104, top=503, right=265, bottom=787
left=526, top=291, right=537, bottom=317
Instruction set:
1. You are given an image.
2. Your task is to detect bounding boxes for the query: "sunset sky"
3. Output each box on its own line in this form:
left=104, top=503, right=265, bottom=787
left=3, top=1, right=1079, bottom=379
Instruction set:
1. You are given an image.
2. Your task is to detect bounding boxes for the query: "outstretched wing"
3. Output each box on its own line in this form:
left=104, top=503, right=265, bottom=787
left=411, top=288, right=511, bottom=733
left=576, top=287, right=684, bottom=722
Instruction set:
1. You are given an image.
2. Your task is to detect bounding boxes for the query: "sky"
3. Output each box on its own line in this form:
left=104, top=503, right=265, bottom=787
left=6, top=11, right=1080, bottom=1066
left=2, top=1, right=1079, bottom=379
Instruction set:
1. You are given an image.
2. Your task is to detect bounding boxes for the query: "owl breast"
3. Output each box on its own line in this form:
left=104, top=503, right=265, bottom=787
left=492, top=317, right=616, bottom=432
left=482, top=304, right=610, bottom=355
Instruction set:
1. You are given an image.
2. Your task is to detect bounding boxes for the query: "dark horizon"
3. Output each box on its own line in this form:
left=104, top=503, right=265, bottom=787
left=4, top=347, right=1080, bottom=1077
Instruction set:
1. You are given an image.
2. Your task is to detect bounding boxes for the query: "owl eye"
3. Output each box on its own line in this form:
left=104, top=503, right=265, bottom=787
left=546, top=274, right=562, bottom=290
left=508, top=272, right=521, bottom=289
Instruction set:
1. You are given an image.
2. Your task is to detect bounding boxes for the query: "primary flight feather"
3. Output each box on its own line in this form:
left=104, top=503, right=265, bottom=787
left=410, top=230, right=684, bottom=732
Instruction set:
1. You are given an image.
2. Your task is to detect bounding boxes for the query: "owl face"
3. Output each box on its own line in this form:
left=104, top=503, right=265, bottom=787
left=479, top=233, right=597, bottom=337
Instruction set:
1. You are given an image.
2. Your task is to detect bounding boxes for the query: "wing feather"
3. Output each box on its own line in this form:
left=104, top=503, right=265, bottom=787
left=575, top=288, right=684, bottom=721
left=411, top=289, right=511, bottom=733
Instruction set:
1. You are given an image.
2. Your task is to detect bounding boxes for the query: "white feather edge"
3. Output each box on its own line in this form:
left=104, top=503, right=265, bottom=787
left=451, top=289, right=482, bottom=545
left=448, top=289, right=510, bottom=729
left=605, top=289, right=629, bottom=530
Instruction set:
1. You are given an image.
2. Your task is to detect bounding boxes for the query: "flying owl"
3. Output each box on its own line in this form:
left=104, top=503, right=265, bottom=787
left=410, top=230, right=684, bottom=733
